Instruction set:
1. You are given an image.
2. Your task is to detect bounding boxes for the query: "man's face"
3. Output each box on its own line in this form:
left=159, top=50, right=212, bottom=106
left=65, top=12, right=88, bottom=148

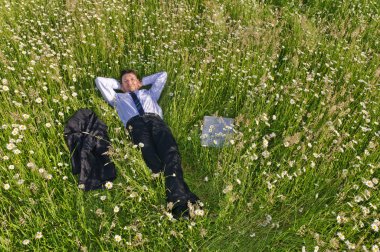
left=121, top=73, right=142, bottom=92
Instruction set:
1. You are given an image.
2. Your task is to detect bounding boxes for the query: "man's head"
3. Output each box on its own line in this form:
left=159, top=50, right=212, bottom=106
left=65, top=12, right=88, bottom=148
left=120, top=69, right=142, bottom=93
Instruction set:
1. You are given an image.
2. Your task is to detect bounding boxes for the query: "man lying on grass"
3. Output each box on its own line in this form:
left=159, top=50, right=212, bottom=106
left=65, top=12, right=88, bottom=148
left=95, top=69, right=201, bottom=219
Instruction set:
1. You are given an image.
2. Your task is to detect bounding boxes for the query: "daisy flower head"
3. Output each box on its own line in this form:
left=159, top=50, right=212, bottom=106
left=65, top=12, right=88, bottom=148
left=105, top=181, right=113, bottom=189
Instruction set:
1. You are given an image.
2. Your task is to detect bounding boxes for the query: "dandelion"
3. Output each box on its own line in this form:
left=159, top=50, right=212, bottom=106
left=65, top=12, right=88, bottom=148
left=3, top=183, right=10, bottom=190
left=114, top=235, right=122, bottom=242
left=35, top=232, right=43, bottom=239
left=105, top=181, right=113, bottom=189
left=8, top=165, right=14, bottom=170
left=22, top=239, right=30, bottom=245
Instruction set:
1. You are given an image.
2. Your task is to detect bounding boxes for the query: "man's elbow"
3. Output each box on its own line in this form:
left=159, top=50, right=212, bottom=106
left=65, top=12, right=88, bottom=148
left=95, top=77, right=102, bottom=89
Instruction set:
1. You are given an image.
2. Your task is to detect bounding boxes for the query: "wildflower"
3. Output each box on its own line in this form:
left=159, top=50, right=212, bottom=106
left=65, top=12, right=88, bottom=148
left=35, top=98, right=42, bottom=103
left=62, top=176, right=68, bottom=180
left=138, top=142, right=144, bottom=148
left=45, top=123, right=51, bottom=128
left=262, top=150, right=270, bottom=158
left=6, top=143, right=16, bottom=150
left=263, top=138, right=268, bottom=148
left=95, top=208, right=103, bottom=217
left=35, top=232, right=43, bottom=239
left=114, top=235, right=122, bottom=242
left=151, top=173, right=160, bottom=179
left=27, top=162, right=35, bottom=168
left=22, top=114, right=30, bottom=119
left=22, top=239, right=30, bottom=245
left=100, top=195, right=106, bottom=201
left=12, top=128, right=19, bottom=135
left=72, top=92, right=78, bottom=97
left=13, top=149, right=21, bottom=154
left=8, top=165, right=14, bottom=170
left=223, top=184, right=233, bottom=194
left=371, top=219, right=379, bottom=232
left=345, top=240, right=356, bottom=250
left=372, top=178, right=379, bottom=185
left=204, top=176, right=209, bottom=182
left=105, top=181, right=113, bottom=189
left=114, top=206, right=120, bottom=213
left=129, top=192, right=138, bottom=198
left=3, top=184, right=10, bottom=190
left=337, top=232, right=345, bottom=241
left=194, top=209, right=204, bottom=216
left=165, top=211, right=174, bottom=221
left=372, top=245, right=379, bottom=252
left=364, top=180, right=374, bottom=188
left=78, top=184, right=85, bottom=189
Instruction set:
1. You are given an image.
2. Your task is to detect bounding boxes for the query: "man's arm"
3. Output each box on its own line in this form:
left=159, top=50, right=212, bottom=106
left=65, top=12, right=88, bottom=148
left=95, top=77, right=121, bottom=106
left=142, top=71, right=168, bottom=102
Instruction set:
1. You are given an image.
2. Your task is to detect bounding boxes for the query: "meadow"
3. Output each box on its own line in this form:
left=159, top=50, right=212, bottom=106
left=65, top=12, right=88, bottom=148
left=0, top=0, right=379, bottom=251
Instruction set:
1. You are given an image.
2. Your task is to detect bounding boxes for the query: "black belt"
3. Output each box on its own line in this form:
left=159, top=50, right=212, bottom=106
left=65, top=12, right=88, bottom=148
left=126, top=113, right=160, bottom=126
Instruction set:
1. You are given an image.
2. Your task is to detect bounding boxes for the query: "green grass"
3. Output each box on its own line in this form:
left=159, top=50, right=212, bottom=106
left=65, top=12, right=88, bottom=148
left=1, top=0, right=380, bottom=251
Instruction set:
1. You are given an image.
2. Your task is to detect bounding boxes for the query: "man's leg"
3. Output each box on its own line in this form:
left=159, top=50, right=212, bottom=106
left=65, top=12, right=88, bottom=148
left=126, top=117, right=163, bottom=174
left=149, top=115, right=199, bottom=216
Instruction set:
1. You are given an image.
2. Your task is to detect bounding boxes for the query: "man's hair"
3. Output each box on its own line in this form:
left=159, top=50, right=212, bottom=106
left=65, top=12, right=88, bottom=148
left=120, top=69, right=140, bottom=83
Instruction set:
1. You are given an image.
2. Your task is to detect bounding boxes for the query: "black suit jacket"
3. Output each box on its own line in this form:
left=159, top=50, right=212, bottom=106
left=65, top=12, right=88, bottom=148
left=64, top=108, right=116, bottom=190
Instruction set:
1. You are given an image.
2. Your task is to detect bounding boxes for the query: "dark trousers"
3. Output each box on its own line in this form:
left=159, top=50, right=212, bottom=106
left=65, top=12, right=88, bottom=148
left=126, top=114, right=199, bottom=209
